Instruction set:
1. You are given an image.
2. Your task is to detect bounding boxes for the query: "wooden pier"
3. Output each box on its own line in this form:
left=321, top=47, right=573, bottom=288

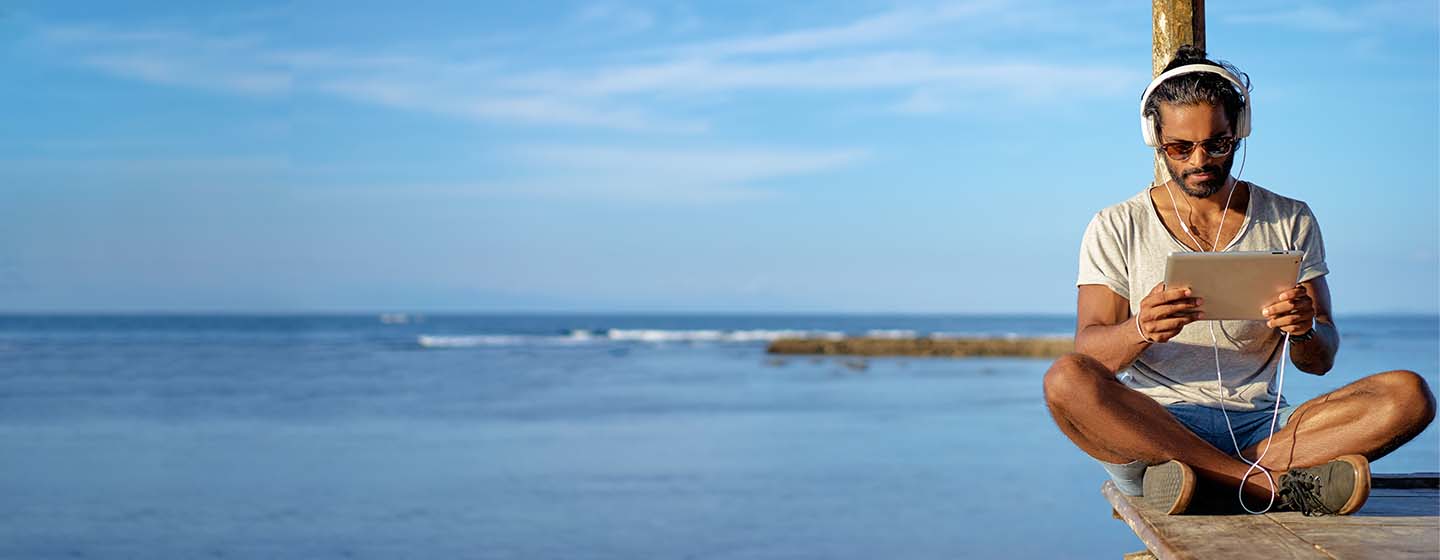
left=1105, top=473, right=1439, bottom=559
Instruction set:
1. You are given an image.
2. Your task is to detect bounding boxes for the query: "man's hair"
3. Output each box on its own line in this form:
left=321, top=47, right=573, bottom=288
left=1142, top=45, right=1251, bottom=136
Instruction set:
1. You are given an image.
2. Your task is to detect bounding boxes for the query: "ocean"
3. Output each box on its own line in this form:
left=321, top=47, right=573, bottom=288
left=0, top=313, right=1435, bottom=558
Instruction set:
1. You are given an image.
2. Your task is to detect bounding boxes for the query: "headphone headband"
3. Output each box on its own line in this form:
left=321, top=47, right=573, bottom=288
left=1140, top=63, right=1252, bottom=146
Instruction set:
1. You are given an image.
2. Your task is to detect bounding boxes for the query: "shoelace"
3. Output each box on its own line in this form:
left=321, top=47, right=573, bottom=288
left=1278, top=472, right=1336, bottom=516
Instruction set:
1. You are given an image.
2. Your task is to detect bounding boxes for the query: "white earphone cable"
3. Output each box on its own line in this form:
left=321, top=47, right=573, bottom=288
left=1164, top=139, right=1289, bottom=514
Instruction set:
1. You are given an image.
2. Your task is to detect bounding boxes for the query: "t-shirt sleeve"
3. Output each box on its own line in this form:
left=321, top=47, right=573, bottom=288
left=1294, top=203, right=1328, bottom=283
left=1077, top=214, right=1130, bottom=300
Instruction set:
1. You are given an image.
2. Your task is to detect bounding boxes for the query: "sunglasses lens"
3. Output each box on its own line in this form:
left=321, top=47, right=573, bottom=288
left=1162, top=143, right=1192, bottom=160
left=1203, top=138, right=1236, bottom=157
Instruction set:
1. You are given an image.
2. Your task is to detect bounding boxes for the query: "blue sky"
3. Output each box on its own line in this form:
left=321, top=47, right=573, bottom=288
left=2, top=1, right=1436, bottom=314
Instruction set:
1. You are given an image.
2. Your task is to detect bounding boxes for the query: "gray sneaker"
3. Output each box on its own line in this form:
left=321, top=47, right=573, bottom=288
left=1141, top=460, right=1197, bottom=515
left=1278, top=454, right=1371, bottom=516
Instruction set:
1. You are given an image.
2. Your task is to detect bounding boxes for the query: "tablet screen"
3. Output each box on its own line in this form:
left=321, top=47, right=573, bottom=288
left=1163, top=251, right=1303, bottom=321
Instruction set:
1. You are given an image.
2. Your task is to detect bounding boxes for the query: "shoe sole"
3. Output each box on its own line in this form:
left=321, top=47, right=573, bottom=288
left=1334, top=454, right=1371, bottom=515
left=1141, top=460, right=1197, bottom=515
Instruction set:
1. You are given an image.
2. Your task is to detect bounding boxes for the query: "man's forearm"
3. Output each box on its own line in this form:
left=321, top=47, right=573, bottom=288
left=1288, top=322, right=1338, bottom=374
left=1075, top=320, right=1149, bottom=374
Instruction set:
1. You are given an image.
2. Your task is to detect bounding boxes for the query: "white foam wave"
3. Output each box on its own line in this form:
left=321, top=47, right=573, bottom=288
left=602, top=329, right=845, bottom=343
left=416, top=328, right=845, bottom=348
left=864, top=329, right=918, bottom=339
left=928, top=331, right=1072, bottom=340
left=416, top=333, right=592, bottom=348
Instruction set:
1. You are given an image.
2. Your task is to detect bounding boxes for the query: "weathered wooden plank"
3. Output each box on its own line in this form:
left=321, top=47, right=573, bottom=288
left=1104, top=481, right=1324, bottom=559
left=1109, top=477, right=1439, bottom=560
left=1261, top=487, right=1439, bottom=524
left=1281, top=524, right=1439, bottom=559
left=1267, top=510, right=1437, bottom=527
left=1265, top=485, right=1440, bottom=558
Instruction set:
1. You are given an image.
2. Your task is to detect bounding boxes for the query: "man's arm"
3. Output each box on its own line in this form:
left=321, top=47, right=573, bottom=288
left=1263, top=276, right=1338, bottom=375
left=1075, top=282, right=1203, bottom=373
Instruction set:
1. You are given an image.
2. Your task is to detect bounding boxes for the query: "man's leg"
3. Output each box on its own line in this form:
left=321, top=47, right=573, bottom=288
left=1043, top=353, right=1280, bottom=500
left=1240, top=369, right=1436, bottom=470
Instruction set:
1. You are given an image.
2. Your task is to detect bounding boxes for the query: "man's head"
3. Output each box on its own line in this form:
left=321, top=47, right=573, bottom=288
left=1142, top=46, right=1251, bottom=198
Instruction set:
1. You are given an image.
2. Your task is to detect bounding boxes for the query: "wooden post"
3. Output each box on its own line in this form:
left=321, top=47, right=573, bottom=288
left=1151, top=0, right=1205, bottom=183
left=1152, top=0, right=1205, bottom=77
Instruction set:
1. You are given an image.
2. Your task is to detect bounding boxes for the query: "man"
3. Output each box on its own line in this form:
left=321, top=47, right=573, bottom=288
left=1043, top=46, right=1436, bottom=515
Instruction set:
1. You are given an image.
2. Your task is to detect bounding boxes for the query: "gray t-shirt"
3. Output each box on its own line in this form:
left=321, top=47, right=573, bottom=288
left=1076, top=183, right=1328, bottom=411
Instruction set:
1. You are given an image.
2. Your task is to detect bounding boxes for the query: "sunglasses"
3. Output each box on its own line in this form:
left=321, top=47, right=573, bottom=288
left=1159, top=136, right=1238, bottom=161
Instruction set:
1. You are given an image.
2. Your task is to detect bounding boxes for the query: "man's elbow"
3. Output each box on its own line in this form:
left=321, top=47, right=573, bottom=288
left=1072, top=332, right=1123, bottom=374
left=1298, top=360, right=1333, bottom=376
left=1296, top=352, right=1336, bottom=375
left=1296, top=326, right=1338, bottom=375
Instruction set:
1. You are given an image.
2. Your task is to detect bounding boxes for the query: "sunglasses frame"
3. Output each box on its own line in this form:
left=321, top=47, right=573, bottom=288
left=1159, top=136, right=1238, bottom=161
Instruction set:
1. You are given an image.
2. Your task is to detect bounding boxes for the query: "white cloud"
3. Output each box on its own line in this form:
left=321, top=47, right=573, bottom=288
left=514, top=145, right=867, bottom=184
left=81, top=53, right=291, bottom=95
left=1223, top=1, right=1439, bottom=33
left=1224, top=5, right=1365, bottom=32
left=38, top=22, right=290, bottom=95
left=504, top=144, right=868, bottom=202
left=318, top=145, right=867, bottom=204
left=37, top=22, right=267, bottom=51
left=510, top=52, right=1137, bottom=98
left=572, top=2, right=656, bottom=35
left=673, top=1, right=1006, bottom=57
left=313, top=78, right=706, bottom=133
left=891, top=89, right=948, bottom=115
left=24, top=2, right=1140, bottom=132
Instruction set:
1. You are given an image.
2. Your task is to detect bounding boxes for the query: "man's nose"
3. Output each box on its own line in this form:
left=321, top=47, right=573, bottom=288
left=1187, top=145, right=1213, bottom=165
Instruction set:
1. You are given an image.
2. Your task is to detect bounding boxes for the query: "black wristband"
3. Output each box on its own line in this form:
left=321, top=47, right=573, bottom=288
left=1289, top=327, right=1315, bottom=342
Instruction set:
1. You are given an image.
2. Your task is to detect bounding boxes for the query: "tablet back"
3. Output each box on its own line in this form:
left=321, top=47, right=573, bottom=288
left=1163, top=251, right=1303, bottom=321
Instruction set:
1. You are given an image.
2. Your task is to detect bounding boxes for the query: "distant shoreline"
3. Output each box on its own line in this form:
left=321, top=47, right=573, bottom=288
left=767, top=336, right=1073, bottom=358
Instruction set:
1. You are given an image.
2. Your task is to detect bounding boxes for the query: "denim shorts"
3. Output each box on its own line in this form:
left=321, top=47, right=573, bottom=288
left=1100, top=402, right=1300, bottom=496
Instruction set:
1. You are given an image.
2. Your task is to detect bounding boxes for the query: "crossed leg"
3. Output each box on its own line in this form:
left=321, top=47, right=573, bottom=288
left=1239, top=368, right=1437, bottom=469
left=1043, top=353, right=1436, bottom=501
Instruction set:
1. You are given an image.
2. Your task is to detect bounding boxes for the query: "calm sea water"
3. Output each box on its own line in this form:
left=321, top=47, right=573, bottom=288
left=0, top=314, right=1435, bottom=559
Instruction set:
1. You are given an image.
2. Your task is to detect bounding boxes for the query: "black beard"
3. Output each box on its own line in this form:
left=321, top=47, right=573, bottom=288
left=1167, top=156, right=1236, bottom=198
left=1179, top=169, right=1225, bottom=197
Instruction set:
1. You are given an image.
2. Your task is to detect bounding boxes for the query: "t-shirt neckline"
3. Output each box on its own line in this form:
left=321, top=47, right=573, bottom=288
left=1144, top=181, right=1258, bottom=253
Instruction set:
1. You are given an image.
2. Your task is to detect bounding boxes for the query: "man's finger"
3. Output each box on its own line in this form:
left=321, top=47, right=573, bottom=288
left=1152, top=287, right=1194, bottom=304
left=1262, top=301, right=1294, bottom=317
left=1151, top=300, right=1203, bottom=319
left=1263, top=298, right=1313, bottom=318
left=1274, top=286, right=1308, bottom=303
left=1150, top=315, right=1200, bottom=335
left=1271, top=288, right=1298, bottom=303
left=1267, top=314, right=1313, bottom=330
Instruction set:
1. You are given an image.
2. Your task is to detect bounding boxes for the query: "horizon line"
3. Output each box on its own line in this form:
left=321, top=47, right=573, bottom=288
left=1, top=309, right=1436, bottom=318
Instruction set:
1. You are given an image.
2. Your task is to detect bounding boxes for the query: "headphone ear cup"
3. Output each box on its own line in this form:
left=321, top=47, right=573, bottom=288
left=1236, top=106, right=1251, bottom=138
left=1142, top=115, right=1159, bottom=147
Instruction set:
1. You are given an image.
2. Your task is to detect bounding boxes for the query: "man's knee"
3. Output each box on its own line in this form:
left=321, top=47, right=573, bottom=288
left=1043, top=352, right=1111, bottom=408
left=1369, top=370, right=1437, bottom=430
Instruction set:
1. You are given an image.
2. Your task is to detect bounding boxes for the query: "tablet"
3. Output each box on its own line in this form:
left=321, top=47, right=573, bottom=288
left=1163, top=251, right=1304, bottom=321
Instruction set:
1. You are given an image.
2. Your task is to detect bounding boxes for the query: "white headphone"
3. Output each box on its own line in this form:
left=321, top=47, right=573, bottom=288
left=1140, top=64, right=1252, bottom=146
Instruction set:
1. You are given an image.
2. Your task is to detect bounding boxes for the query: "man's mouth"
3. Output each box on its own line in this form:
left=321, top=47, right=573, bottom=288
left=1185, top=168, right=1221, bottom=181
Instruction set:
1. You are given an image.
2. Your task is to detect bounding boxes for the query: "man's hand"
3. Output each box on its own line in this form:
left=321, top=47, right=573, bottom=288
left=1135, top=282, right=1204, bottom=343
left=1263, top=284, right=1316, bottom=336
